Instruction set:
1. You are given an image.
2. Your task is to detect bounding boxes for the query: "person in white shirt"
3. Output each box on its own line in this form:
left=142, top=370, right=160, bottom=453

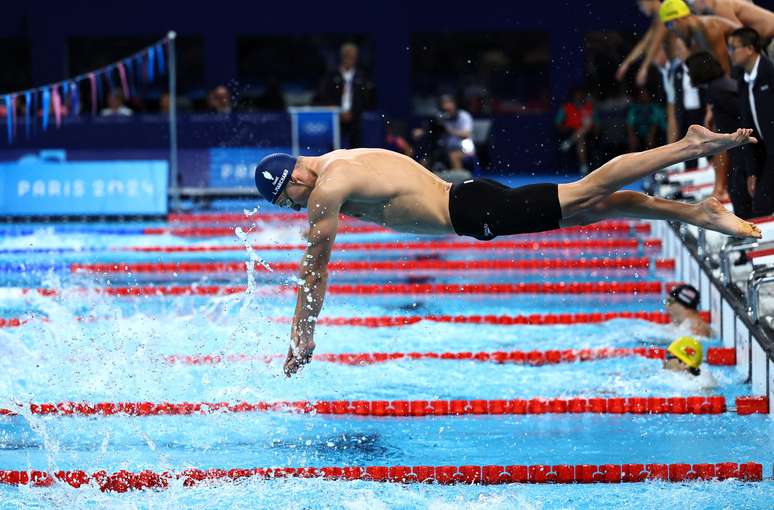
left=438, top=94, right=475, bottom=170
left=100, top=90, right=133, bottom=117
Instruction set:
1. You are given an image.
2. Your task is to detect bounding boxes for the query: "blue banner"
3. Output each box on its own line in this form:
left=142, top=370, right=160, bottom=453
left=4, top=96, right=11, bottom=144
left=295, top=110, right=337, bottom=153
left=208, top=147, right=291, bottom=188
left=156, top=44, right=165, bottom=75
left=147, top=48, right=155, bottom=82
left=41, top=89, right=50, bottom=131
left=0, top=153, right=168, bottom=216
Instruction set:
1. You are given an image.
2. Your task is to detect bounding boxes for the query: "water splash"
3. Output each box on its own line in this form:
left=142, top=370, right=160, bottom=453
left=234, top=226, right=273, bottom=294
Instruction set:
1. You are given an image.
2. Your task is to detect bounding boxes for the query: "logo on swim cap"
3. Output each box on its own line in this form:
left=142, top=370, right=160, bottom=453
left=254, top=153, right=297, bottom=203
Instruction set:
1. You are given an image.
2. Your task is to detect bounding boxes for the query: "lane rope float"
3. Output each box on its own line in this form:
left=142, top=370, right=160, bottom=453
left=1, top=281, right=665, bottom=298
left=0, top=462, right=762, bottom=491
left=70, top=258, right=675, bottom=274
left=1, top=395, right=752, bottom=418
left=126, top=238, right=662, bottom=253
left=166, top=347, right=736, bottom=367
left=0, top=311, right=710, bottom=329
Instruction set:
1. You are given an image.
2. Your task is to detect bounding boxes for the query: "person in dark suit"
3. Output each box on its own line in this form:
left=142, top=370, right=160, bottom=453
left=314, top=43, right=374, bottom=148
left=729, top=27, right=774, bottom=217
left=686, top=51, right=748, bottom=215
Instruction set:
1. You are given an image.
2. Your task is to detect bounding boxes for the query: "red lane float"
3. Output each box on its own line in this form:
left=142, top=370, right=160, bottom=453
left=0, top=317, right=28, bottom=329
left=301, top=311, right=712, bottom=327
left=127, top=238, right=662, bottom=253
left=72, top=258, right=676, bottom=275
left=166, top=347, right=736, bottom=367
left=0, top=461, right=761, bottom=491
left=0, top=396, right=731, bottom=418
left=736, top=396, right=769, bottom=415
left=142, top=224, right=389, bottom=237
left=169, top=213, right=651, bottom=233
left=15, top=281, right=665, bottom=298
left=0, top=310, right=710, bottom=330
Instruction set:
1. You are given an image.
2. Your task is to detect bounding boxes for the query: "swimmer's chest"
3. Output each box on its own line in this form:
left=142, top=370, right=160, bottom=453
left=340, top=200, right=388, bottom=224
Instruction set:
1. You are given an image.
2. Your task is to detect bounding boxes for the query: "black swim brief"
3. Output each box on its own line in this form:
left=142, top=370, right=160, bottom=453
left=448, top=179, right=563, bottom=241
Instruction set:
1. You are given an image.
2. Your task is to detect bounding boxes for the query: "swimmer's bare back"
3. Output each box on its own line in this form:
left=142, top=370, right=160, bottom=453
left=313, top=149, right=456, bottom=235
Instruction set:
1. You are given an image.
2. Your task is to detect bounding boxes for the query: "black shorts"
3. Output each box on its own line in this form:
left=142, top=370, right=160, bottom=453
left=448, top=179, right=563, bottom=241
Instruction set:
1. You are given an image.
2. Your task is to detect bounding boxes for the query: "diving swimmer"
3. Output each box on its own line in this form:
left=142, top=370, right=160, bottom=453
left=254, top=125, right=762, bottom=376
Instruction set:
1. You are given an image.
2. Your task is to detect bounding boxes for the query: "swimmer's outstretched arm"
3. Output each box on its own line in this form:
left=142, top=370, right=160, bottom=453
left=283, top=177, right=349, bottom=377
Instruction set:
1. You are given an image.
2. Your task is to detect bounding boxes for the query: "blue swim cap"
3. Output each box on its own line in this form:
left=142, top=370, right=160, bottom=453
left=254, top=153, right=297, bottom=203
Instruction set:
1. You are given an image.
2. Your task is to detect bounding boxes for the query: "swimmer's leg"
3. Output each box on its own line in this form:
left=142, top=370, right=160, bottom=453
left=561, top=190, right=761, bottom=238
left=556, top=125, right=761, bottom=238
left=558, top=125, right=756, bottom=218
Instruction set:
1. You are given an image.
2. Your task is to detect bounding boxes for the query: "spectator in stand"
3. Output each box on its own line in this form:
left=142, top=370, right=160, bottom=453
left=627, top=88, right=667, bottom=152
left=255, top=78, right=286, bottom=111
left=207, top=85, right=232, bottom=114
left=438, top=94, right=476, bottom=170
left=555, top=87, right=598, bottom=175
left=315, top=43, right=373, bottom=148
left=729, top=27, right=774, bottom=217
left=686, top=51, right=749, bottom=215
left=160, top=93, right=171, bottom=114
left=100, top=90, right=133, bottom=116
left=384, top=120, right=414, bottom=158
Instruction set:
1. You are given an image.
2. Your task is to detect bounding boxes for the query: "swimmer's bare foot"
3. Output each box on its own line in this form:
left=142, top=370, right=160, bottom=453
left=699, top=196, right=762, bottom=239
left=684, top=125, right=757, bottom=158
left=283, top=338, right=315, bottom=377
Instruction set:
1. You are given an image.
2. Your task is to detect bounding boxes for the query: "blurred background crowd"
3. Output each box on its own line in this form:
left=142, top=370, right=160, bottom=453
left=0, top=0, right=772, bottom=215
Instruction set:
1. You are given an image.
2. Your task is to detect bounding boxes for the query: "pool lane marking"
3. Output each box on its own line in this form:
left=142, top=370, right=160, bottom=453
left=0, top=238, right=662, bottom=255
left=165, top=347, right=736, bottom=367
left=0, top=222, right=649, bottom=237
left=168, top=212, right=652, bottom=233
left=0, top=462, right=764, bottom=490
left=0, top=311, right=711, bottom=329
left=0, top=281, right=667, bottom=298
left=70, top=258, right=675, bottom=274
left=0, top=395, right=756, bottom=417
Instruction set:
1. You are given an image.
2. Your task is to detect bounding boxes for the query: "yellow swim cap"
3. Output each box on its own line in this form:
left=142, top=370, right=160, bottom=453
left=667, top=336, right=703, bottom=368
left=660, top=0, right=691, bottom=23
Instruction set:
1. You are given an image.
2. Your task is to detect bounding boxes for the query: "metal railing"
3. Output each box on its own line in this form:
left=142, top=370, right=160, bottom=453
left=747, top=266, right=774, bottom=322
left=719, top=239, right=762, bottom=286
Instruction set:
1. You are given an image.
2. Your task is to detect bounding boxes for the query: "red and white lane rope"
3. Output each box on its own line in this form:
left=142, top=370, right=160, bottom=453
left=3, top=281, right=665, bottom=298
left=0, top=311, right=709, bottom=329
left=2, top=395, right=760, bottom=417
left=165, top=347, right=736, bottom=367
left=127, top=238, right=662, bottom=253
left=0, top=462, right=763, bottom=491
left=308, top=311, right=709, bottom=326
left=169, top=213, right=652, bottom=234
left=72, top=258, right=675, bottom=275
left=142, top=224, right=389, bottom=237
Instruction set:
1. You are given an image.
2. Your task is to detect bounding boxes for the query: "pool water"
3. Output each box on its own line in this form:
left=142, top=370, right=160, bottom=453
left=0, top=199, right=772, bottom=509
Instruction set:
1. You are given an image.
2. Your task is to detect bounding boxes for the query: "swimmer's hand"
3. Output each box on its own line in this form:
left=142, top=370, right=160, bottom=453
left=283, top=337, right=316, bottom=377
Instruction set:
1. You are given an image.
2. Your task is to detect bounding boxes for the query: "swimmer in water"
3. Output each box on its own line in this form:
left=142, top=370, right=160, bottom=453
left=665, top=284, right=712, bottom=337
left=254, top=125, right=761, bottom=376
left=663, top=337, right=719, bottom=387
